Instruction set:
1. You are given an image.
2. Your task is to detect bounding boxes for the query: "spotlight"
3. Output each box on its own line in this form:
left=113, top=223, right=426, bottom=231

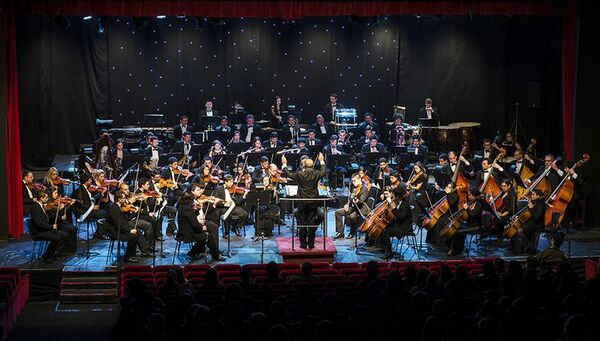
left=156, top=15, right=166, bottom=19
left=83, top=16, right=93, bottom=20
left=54, top=15, right=71, bottom=29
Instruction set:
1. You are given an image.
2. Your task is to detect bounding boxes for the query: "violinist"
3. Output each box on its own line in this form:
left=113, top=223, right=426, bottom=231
left=209, top=175, right=249, bottom=239
left=43, top=167, right=73, bottom=196
left=118, top=183, right=155, bottom=250
left=72, top=173, right=109, bottom=239
left=46, top=188, right=78, bottom=252
left=334, top=173, right=370, bottom=240
left=178, top=186, right=224, bottom=261
left=137, top=178, right=177, bottom=239
left=255, top=175, right=281, bottom=238
left=388, top=172, right=404, bottom=191
left=106, top=192, right=143, bottom=263
left=233, top=163, right=255, bottom=190
left=30, top=191, right=70, bottom=263
left=446, top=189, right=485, bottom=256
left=22, top=170, right=38, bottom=216
left=161, top=157, right=189, bottom=205
left=92, top=169, right=120, bottom=205
left=201, top=156, right=223, bottom=177
left=379, top=187, right=412, bottom=260
left=269, top=164, right=287, bottom=186
left=524, top=154, right=564, bottom=191
left=191, top=165, right=221, bottom=193
left=253, top=156, right=271, bottom=183
left=490, top=179, right=517, bottom=236
left=510, top=189, right=546, bottom=254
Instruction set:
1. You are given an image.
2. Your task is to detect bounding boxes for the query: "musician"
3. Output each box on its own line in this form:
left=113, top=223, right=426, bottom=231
left=72, top=174, right=109, bottom=240
left=270, top=96, right=284, bottom=128
left=418, top=98, right=439, bottom=126
left=324, top=93, right=344, bottom=122
left=214, top=116, right=233, bottom=133
left=360, top=136, right=387, bottom=154
left=478, top=138, right=499, bottom=161
left=337, top=129, right=352, bottom=146
left=250, top=137, right=264, bottom=152
left=357, top=126, right=376, bottom=145
left=334, top=173, right=370, bottom=240
left=446, top=189, right=485, bottom=256
left=43, top=167, right=66, bottom=196
left=22, top=170, right=38, bottom=216
left=426, top=182, right=460, bottom=246
left=357, top=113, right=379, bottom=134
left=209, top=175, right=249, bottom=238
left=500, top=132, right=521, bottom=156
left=407, top=135, right=428, bottom=160
left=374, top=157, right=392, bottom=190
left=137, top=178, right=177, bottom=238
left=253, top=156, right=271, bottom=183
left=281, top=153, right=327, bottom=249
left=112, top=139, right=130, bottom=176
left=406, top=162, right=429, bottom=224
left=106, top=192, right=143, bottom=263
left=433, top=154, right=452, bottom=189
left=255, top=175, right=281, bottom=238
left=30, top=191, right=70, bottom=263
left=323, top=135, right=346, bottom=155
left=170, top=132, right=194, bottom=158
left=311, top=114, right=335, bottom=136
left=475, top=157, right=506, bottom=192
left=143, top=136, right=163, bottom=177
left=46, top=187, right=77, bottom=250
left=306, top=129, right=322, bottom=146
left=198, top=100, right=220, bottom=128
left=208, top=140, right=227, bottom=157
left=510, top=189, right=546, bottom=254
left=388, top=172, right=404, bottom=190
left=511, top=148, right=537, bottom=179
left=491, top=179, right=517, bottom=236
left=179, top=186, right=224, bottom=261
left=201, top=156, right=223, bottom=177
left=173, top=115, right=194, bottom=140
left=233, top=163, right=254, bottom=190
left=267, top=132, right=284, bottom=149
left=525, top=154, right=564, bottom=191
left=379, top=187, right=412, bottom=260
left=292, top=138, right=310, bottom=154
left=229, top=130, right=242, bottom=145
left=139, top=133, right=155, bottom=153
left=191, top=165, right=219, bottom=193
left=240, top=114, right=262, bottom=143
left=269, top=163, right=288, bottom=185
left=388, top=113, right=408, bottom=146
left=161, top=157, right=189, bottom=205
left=118, top=183, right=155, bottom=250
left=281, top=115, right=299, bottom=143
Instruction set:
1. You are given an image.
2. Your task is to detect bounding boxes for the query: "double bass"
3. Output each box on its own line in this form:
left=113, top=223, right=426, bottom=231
left=544, top=154, right=590, bottom=227
left=452, top=142, right=470, bottom=207
left=479, top=149, right=505, bottom=207
left=514, top=139, right=537, bottom=199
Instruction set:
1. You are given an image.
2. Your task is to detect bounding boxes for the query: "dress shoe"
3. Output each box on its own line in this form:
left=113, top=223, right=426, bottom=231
left=223, top=234, right=229, bottom=240
left=346, top=234, right=355, bottom=239
left=333, top=232, right=345, bottom=240
left=94, top=233, right=109, bottom=240
left=124, top=257, right=139, bottom=263
left=140, top=252, right=153, bottom=258
left=299, top=244, right=308, bottom=249
left=308, top=244, right=315, bottom=249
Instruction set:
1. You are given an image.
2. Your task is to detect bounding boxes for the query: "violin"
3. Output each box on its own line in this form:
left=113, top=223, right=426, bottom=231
left=51, top=177, right=77, bottom=186
left=88, top=184, right=107, bottom=193
left=121, top=203, right=139, bottom=213
left=173, top=167, right=193, bottom=178
left=228, top=186, right=250, bottom=195
left=142, top=190, right=162, bottom=198
left=157, top=178, right=177, bottom=189
left=202, top=174, right=221, bottom=184
left=195, top=195, right=223, bottom=205
left=27, top=182, right=46, bottom=191
left=100, top=179, right=121, bottom=187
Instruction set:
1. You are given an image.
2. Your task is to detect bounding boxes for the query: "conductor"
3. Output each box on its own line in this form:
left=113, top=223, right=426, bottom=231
left=281, top=152, right=327, bottom=249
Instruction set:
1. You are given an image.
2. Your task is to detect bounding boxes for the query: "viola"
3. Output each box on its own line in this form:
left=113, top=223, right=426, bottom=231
left=88, top=184, right=107, bottom=193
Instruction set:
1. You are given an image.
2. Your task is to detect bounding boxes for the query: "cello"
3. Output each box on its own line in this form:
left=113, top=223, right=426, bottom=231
left=502, top=190, right=543, bottom=239
left=479, top=149, right=505, bottom=206
left=452, top=142, right=470, bottom=207
left=440, top=195, right=484, bottom=238
left=544, top=154, right=590, bottom=227
left=421, top=184, right=465, bottom=230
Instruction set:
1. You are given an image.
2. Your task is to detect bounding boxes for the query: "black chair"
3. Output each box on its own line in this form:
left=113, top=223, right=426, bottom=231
left=25, top=218, right=51, bottom=263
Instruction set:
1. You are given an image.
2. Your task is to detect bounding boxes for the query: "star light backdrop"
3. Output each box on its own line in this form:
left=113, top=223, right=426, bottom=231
left=17, top=15, right=561, bottom=168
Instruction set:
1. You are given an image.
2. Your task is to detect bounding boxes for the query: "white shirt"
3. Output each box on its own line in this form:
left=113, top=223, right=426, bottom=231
left=245, top=127, right=253, bottom=142
left=319, top=125, right=327, bottom=134
left=331, top=146, right=340, bottom=155
left=483, top=149, right=491, bottom=158
left=206, top=110, right=213, bottom=117
left=309, top=140, right=315, bottom=146
left=151, top=148, right=159, bottom=160
left=224, top=188, right=232, bottom=206
left=370, top=146, right=377, bottom=153
left=483, top=170, right=491, bottom=183
left=184, top=143, right=191, bottom=156
left=180, top=124, right=188, bottom=134
left=426, top=108, right=433, bottom=119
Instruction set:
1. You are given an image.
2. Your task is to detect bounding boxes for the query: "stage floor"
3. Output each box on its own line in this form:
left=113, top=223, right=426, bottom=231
left=2, top=210, right=600, bottom=271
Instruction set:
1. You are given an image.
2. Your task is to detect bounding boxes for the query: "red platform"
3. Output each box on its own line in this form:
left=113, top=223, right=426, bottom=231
left=276, top=237, right=337, bottom=264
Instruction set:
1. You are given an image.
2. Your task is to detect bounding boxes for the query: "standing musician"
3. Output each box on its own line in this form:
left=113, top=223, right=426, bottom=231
left=178, top=185, right=224, bottom=261
left=143, top=136, right=163, bottom=177
left=72, top=173, right=109, bottom=239
left=490, top=179, right=517, bottom=236
left=281, top=152, right=327, bottom=249
left=173, top=115, right=194, bottom=141
left=22, top=170, right=39, bottom=216
left=214, top=116, right=233, bottom=133
left=30, top=191, right=70, bottom=263
left=106, top=192, right=142, bottom=263
left=510, top=189, right=546, bottom=254
left=379, top=187, right=412, bottom=260
left=418, top=98, right=439, bottom=126
left=209, top=175, right=249, bottom=239
left=324, top=93, right=344, bottom=123
left=334, top=173, right=370, bottom=240
left=270, top=96, right=284, bottom=128
left=524, top=154, right=564, bottom=191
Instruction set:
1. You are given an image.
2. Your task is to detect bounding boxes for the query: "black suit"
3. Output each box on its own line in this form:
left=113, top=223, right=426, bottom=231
left=360, top=143, right=387, bottom=154
left=71, top=185, right=108, bottom=237
left=198, top=109, right=220, bottom=129
left=531, top=166, right=563, bottom=191
left=214, top=125, right=233, bottom=133
left=418, top=106, right=440, bottom=125
left=30, top=202, right=69, bottom=259
left=240, top=124, right=262, bottom=142
left=324, top=102, right=344, bottom=122
left=306, top=138, right=322, bottom=146
left=357, top=121, right=379, bottom=134
left=282, top=163, right=327, bottom=248
left=22, top=182, right=37, bottom=216
left=266, top=140, right=284, bottom=149
left=380, top=199, right=412, bottom=254
left=208, top=186, right=248, bottom=234
left=106, top=203, right=140, bottom=258
left=311, top=122, right=335, bottom=136
left=170, top=141, right=194, bottom=156
left=173, top=124, right=194, bottom=141
left=475, top=168, right=506, bottom=193
left=160, top=168, right=185, bottom=206
left=176, top=203, right=220, bottom=257
left=335, top=184, right=370, bottom=236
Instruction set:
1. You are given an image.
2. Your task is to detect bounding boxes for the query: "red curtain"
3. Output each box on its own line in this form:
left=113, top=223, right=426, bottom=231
left=561, top=1, right=579, bottom=161
left=2, top=1, right=23, bottom=238
left=1, top=0, right=577, bottom=238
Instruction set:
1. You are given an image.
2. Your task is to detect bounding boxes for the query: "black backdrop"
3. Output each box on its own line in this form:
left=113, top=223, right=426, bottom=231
left=17, top=14, right=562, bottom=169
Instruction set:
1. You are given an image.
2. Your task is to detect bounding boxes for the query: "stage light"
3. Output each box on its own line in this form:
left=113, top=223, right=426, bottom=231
left=83, top=16, right=93, bottom=20
left=156, top=15, right=166, bottom=19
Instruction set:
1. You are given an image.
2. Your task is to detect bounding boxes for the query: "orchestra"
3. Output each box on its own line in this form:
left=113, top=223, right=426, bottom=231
left=20, top=96, right=590, bottom=263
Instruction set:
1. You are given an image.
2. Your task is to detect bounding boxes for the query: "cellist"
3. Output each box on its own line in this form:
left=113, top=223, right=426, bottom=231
left=490, top=179, right=517, bottom=236
left=379, top=187, right=412, bottom=260
left=510, top=189, right=546, bottom=254
left=510, top=148, right=538, bottom=199
left=425, top=182, right=460, bottom=246
left=446, top=189, right=485, bottom=256
left=524, top=154, right=563, bottom=191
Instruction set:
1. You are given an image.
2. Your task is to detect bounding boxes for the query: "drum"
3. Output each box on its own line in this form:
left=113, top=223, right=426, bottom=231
left=449, top=122, right=481, bottom=146
left=435, top=126, right=461, bottom=151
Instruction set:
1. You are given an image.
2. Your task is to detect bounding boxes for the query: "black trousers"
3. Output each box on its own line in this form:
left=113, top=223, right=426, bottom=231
left=58, top=222, right=77, bottom=252
left=36, top=230, right=69, bottom=259
left=189, top=220, right=220, bottom=257
left=297, top=203, right=323, bottom=247
left=209, top=206, right=248, bottom=233
left=111, top=231, right=139, bottom=258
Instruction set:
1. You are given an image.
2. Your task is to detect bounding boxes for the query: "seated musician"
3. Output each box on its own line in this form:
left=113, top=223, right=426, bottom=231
left=173, top=115, right=194, bottom=141
left=311, top=114, right=335, bottom=136
left=233, top=163, right=255, bottom=190
left=281, top=114, right=299, bottom=143
left=22, top=169, right=38, bottom=216
left=306, top=129, right=322, bottom=146
left=143, top=136, right=163, bottom=177
left=337, top=129, right=352, bottom=146
left=208, top=175, right=249, bottom=238
left=106, top=192, right=142, bottom=263
left=161, top=157, right=190, bottom=205
left=170, top=132, right=195, bottom=160
left=179, top=185, right=224, bottom=261
left=229, top=130, right=243, bottom=145
left=190, top=165, right=220, bottom=193
left=46, top=187, right=77, bottom=252
left=425, top=181, right=459, bottom=246
left=475, top=157, right=506, bottom=192
left=255, top=175, right=281, bottom=238
left=72, top=173, right=109, bottom=239
left=253, top=156, right=270, bottom=183
left=406, top=162, right=429, bottom=225
left=208, top=139, right=227, bottom=157
left=137, top=178, right=177, bottom=238
left=323, top=135, right=347, bottom=188
left=30, top=191, right=70, bottom=263
left=491, top=179, right=517, bottom=236
left=357, top=112, right=379, bottom=134
left=360, top=136, right=386, bottom=154
left=202, top=156, right=223, bottom=177
left=334, top=173, right=370, bottom=240
left=240, top=114, right=261, bottom=143
left=249, top=137, right=264, bottom=152
left=388, top=113, right=409, bottom=147
left=379, top=186, right=412, bottom=260
left=510, top=148, right=538, bottom=197
left=139, top=132, right=155, bottom=153
left=269, top=164, right=288, bottom=185
left=476, top=138, right=499, bottom=162
left=43, top=167, right=67, bottom=196
left=118, top=182, right=155, bottom=249
left=500, top=131, right=521, bottom=157
left=374, top=157, right=393, bottom=190
left=266, top=132, right=284, bottom=149
left=292, top=138, right=309, bottom=154
left=524, top=154, right=564, bottom=191
left=448, top=150, right=473, bottom=176
left=214, top=116, right=232, bottom=133
left=407, top=135, right=428, bottom=159
left=446, top=189, right=485, bottom=256
left=510, top=189, right=546, bottom=254
left=357, top=126, right=375, bottom=145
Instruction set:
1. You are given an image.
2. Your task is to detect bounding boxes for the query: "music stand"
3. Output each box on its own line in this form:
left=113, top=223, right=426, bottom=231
left=306, top=145, right=323, bottom=156
left=364, top=152, right=389, bottom=166
left=228, top=142, right=251, bottom=156
left=159, top=153, right=176, bottom=167
left=192, top=144, right=210, bottom=160
left=245, top=152, right=272, bottom=166
left=282, top=152, right=310, bottom=171
left=143, top=113, right=166, bottom=127
left=200, top=116, right=222, bottom=130
left=207, top=131, right=233, bottom=144
left=212, top=153, right=238, bottom=171
left=393, top=146, right=407, bottom=158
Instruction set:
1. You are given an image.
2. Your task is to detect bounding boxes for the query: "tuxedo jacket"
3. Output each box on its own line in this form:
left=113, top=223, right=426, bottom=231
left=143, top=146, right=164, bottom=162
left=177, top=203, right=205, bottom=242
left=282, top=164, right=327, bottom=198
left=30, top=202, right=53, bottom=234
left=360, top=143, right=387, bottom=154
left=170, top=141, right=194, bottom=154
left=173, top=124, right=194, bottom=140
left=310, top=122, right=335, bottom=135
left=323, top=144, right=346, bottom=155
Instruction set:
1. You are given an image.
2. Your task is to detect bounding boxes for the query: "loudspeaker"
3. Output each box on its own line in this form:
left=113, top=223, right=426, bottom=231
left=527, top=82, right=542, bottom=109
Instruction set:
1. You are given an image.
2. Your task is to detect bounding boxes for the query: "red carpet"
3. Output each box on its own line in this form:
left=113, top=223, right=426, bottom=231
left=276, top=237, right=337, bottom=263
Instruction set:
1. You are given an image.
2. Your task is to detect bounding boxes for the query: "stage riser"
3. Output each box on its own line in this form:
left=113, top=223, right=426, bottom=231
left=59, top=270, right=118, bottom=304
